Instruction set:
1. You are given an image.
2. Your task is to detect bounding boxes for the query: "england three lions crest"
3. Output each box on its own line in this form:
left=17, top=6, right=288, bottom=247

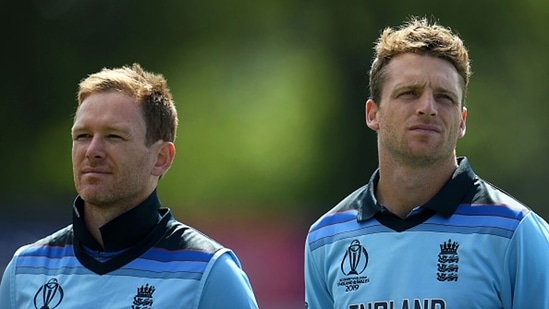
left=132, top=284, right=156, bottom=309
left=437, top=239, right=459, bottom=282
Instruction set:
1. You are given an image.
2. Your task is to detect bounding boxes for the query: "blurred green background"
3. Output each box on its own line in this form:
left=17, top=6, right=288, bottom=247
left=2, top=1, right=549, bottom=307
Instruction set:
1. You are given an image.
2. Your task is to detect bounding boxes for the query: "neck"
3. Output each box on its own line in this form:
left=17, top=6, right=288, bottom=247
left=82, top=207, right=112, bottom=249
left=83, top=201, right=139, bottom=249
left=79, top=187, right=157, bottom=248
left=376, top=153, right=458, bottom=218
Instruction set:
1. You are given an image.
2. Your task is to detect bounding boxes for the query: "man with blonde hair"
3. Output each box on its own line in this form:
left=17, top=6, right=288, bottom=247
left=1, top=64, right=258, bottom=308
left=305, top=17, right=549, bottom=308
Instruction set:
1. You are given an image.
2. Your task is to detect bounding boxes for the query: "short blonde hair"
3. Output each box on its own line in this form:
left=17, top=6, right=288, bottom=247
left=77, top=63, right=178, bottom=146
left=369, top=17, right=471, bottom=106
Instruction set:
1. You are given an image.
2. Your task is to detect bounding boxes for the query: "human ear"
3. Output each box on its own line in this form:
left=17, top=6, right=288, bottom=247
left=152, top=141, right=176, bottom=177
left=458, top=107, right=467, bottom=138
left=366, top=99, right=380, bottom=131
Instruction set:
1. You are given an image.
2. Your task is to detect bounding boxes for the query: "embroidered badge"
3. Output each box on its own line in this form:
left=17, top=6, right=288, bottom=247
left=132, top=283, right=156, bottom=309
left=437, top=239, right=459, bottom=281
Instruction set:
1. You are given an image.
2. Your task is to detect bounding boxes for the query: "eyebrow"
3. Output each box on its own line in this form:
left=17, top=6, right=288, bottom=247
left=71, top=124, right=133, bottom=136
left=392, top=83, right=460, bottom=99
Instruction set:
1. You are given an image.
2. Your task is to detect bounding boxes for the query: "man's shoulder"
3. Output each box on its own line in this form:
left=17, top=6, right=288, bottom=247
left=14, top=224, right=74, bottom=257
left=467, top=177, right=531, bottom=219
left=308, top=184, right=369, bottom=234
left=158, top=219, right=225, bottom=253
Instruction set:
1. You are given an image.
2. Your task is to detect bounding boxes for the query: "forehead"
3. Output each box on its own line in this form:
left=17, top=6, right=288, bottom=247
left=73, top=91, right=145, bottom=132
left=383, top=53, right=463, bottom=96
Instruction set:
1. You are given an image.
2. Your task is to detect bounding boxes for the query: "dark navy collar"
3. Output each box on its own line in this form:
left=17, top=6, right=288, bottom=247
left=73, top=189, right=162, bottom=251
left=357, top=156, right=476, bottom=222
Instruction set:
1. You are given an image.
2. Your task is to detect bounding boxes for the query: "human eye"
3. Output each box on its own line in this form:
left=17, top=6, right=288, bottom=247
left=436, top=93, right=457, bottom=105
left=72, top=132, right=91, bottom=141
left=107, top=134, right=122, bottom=140
left=107, top=133, right=128, bottom=141
left=397, top=89, right=418, bottom=99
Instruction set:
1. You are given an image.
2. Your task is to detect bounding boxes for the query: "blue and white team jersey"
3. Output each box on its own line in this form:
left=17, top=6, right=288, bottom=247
left=0, top=191, right=258, bottom=308
left=305, top=157, right=549, bottom=309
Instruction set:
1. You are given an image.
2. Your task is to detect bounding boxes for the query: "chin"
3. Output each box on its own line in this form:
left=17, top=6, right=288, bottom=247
left=78, top=189, right=113, bottom=207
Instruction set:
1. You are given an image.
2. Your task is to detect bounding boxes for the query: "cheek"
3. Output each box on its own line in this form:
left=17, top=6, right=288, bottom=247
left=124, top=149, right=153, bottom=170
left=71, top=146, right=81, bottom=162
left=72, top=144, right=89, bottom=160
left=377, top=112, right=395, bottom=130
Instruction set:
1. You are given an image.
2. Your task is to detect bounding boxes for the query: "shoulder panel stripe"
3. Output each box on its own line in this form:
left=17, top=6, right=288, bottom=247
left=141, top=248, right=216, bottom=262
left=426, top=212, right=522, bottom=232
left=455, top=204, right=528, bottom=219
left=309, top=210, right=358, bottom=233
left=125, top=258, right=208, bottom=273
left=307, top=204, right=526, bottom=251
left=411, top=223, right=516, bottom=238
left=16, top=255, right=80, bottom=268
left=308, top=222, right=388, bottom=251
left=17, top=245, right=74, bottom=259
left=15, top=266, right=205, bottom=280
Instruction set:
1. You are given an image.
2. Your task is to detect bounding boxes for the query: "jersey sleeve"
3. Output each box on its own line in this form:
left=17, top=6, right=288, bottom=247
left=0, top=257, right=15, bottom=309
left=305, top=234, right=333, bottom=308
left=502, top=212, right=549, bottom=308
left=197, top=250, right=258, bottom=309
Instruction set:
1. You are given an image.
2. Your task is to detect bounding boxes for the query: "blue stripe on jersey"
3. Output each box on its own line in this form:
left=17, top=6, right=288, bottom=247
left=308, top=210, right=389, bottom=251
left=17, top=245, right=214, bottom=264
left=16, top=266, right=87, bottom=276
left=141, top=247, right=214, bottom=262
left=17, top=244, right=74, bottom=259
left=308, top=204, right=525, bottom=251
left=17, top=255, right=208, bottom=273
left=416, top=204, right=524, bottom=237
left=16, top=264, right=206, bottom=280
left=308, top=210, right=357, bottom=243
left=309, top=223, right=389, bottom=251
left=17, top=255, right=80, bottom=268
left=15, top=245, right=215, bottom=280
left=411, top=223, right=515, bottom=238
left=454, top=203, right=528, bottom=219
left=16, top=245, right=79, bottom=269
left=107, top=267, right=204, bottom=280
left=125, top=257, right=208, bottom=273
left=309, top=210, right=358, bottom=233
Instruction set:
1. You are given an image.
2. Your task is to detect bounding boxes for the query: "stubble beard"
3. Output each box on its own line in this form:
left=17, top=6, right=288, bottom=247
left=381, top=132, right=457, bottom=169
left=74, top=173, right=147, bottom=210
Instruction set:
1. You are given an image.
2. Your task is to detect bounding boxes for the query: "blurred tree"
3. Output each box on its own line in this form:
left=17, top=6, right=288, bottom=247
left=1, top=0, right=549, bottom=220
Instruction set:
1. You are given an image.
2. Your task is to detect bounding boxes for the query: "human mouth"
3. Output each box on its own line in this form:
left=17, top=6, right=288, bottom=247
left=409, top=124, right=440, bottom=133
left=81, top=167, right=111, bottom=175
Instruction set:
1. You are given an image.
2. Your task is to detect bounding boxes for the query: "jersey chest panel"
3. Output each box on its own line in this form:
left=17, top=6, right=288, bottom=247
left=322, top=231, right=507, bottom=309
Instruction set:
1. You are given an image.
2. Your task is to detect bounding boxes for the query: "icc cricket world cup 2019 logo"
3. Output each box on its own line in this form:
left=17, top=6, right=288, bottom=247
left=33, top=278, right=64, bottom=309
left=338, top=239, right=370, bottom=292
left=341, top=239, right=368, bottom=275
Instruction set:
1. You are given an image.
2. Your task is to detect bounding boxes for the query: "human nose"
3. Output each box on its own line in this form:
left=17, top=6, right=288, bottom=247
left=85, top=136, right=106, bottom=159
left=417, top=92, right=437, bottom=116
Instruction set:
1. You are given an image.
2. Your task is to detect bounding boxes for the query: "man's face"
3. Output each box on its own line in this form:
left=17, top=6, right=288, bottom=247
left=71, top=91, right=161, bottom=209
left=366, top=53, right=467, bottom=167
